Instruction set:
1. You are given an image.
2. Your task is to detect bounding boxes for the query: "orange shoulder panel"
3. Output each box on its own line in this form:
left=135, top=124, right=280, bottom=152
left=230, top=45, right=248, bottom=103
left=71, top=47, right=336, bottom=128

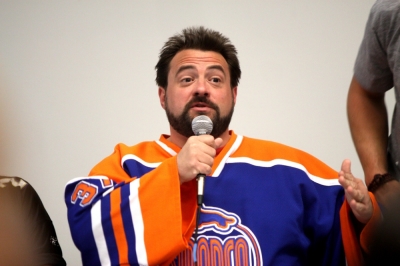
left=232, top=137, right=338, bottom=179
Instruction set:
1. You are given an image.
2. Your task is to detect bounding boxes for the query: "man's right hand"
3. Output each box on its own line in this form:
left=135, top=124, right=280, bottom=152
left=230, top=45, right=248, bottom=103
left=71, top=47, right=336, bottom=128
left=177, top=135, right=223, bottom=184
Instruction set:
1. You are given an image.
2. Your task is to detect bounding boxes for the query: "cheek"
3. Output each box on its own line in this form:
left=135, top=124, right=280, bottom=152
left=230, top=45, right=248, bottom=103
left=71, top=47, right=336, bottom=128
left=165, top=91, right=184, bottom=112
left=216, top=92, right=234, bottom=106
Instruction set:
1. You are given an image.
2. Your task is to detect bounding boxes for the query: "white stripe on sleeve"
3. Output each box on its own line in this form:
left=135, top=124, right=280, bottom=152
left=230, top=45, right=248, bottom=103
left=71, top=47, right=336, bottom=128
left=91, top=200, right=111, bottom=266
left=129, top=179, right=148, bottom=265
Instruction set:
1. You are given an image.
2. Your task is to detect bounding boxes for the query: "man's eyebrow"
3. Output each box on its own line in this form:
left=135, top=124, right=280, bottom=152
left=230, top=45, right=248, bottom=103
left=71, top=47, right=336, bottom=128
left=175, top=64, right=226, bottom=77
left=207, top=65, right=226, bottom=75
left=176, top=65, right=196, bottom=77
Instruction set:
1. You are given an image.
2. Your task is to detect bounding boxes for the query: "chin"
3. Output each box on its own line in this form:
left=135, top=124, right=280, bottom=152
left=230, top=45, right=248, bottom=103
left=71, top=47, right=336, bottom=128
left=191, top=111, right=213, bottom=118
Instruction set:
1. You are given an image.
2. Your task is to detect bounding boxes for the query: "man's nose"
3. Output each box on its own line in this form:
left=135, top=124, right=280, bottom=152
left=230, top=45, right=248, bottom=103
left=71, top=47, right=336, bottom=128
left=193, top=78, right=210, bottom=96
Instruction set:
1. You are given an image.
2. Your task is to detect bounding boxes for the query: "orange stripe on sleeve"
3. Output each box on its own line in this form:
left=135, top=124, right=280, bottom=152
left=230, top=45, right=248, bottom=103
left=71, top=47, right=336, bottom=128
left=139, top=157, right=197, bottom=264
left=110, top=188, right=129, bottom=264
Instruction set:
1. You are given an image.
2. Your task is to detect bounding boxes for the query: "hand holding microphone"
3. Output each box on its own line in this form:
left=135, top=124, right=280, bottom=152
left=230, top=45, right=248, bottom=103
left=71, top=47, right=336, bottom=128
left=177, top=115, right=221, bottom=185
left=191, top=115, right=213, bottom=206
left=189, top=115, right=215, bottom=263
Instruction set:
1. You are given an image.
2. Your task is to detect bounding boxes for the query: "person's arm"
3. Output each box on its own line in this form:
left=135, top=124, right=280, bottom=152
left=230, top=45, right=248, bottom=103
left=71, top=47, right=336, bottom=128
left=65, top=145, right=198, bottom=266
left=347, top=76, right=400, bottom=205
left=347, top=75, right=388, bottom=185
left=0, top=176, right=66, bottom=266
left=22, top=180, right=67, bottom=266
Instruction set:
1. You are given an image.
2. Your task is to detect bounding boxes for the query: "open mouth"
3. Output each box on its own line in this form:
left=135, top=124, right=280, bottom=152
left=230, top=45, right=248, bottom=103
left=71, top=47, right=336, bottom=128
left=192, top=102, right=209, bottom=108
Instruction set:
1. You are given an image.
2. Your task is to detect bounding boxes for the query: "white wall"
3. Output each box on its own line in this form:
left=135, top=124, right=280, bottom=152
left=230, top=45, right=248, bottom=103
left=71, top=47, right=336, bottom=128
left=0, top=0, right=390, bottom=265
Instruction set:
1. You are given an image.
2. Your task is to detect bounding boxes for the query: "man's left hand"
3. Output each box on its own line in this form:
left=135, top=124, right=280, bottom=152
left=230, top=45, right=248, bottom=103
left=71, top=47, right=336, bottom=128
left=339, top=159, right=373, bottom=224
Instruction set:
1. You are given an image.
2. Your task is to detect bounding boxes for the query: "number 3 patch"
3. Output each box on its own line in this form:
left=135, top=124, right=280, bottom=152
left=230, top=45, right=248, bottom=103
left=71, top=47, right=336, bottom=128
left=71, top=181, right=98, bottom=207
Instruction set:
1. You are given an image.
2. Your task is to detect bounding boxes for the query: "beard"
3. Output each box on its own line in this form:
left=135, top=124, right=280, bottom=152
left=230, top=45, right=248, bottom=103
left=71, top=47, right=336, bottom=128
left=165, top=95, right=234, bottom=138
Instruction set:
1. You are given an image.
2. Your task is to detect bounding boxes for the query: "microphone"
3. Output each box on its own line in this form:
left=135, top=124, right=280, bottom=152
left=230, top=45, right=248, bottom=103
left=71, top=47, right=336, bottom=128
left=191, top=115, right=213, bottom=206
left=191, top=115, right=213, bottom=263
left=192, top=115, right=213, bottom=136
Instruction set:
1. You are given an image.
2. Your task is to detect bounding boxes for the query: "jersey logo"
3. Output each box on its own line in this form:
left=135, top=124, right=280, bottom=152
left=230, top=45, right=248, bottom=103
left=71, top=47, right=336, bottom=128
left=175, top=205, right=263, bottom=266
left=71, top=181, right=98, bottom=207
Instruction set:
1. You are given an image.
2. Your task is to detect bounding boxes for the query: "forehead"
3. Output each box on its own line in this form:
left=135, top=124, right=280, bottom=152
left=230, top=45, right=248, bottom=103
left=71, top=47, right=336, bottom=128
left=169, top=49, right=229, bottom=72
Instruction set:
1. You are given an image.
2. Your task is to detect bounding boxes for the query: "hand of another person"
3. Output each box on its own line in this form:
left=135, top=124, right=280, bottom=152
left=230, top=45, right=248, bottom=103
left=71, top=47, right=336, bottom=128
left=338, top=159, right=373, bottom=224
left=177, top=135, right=223, bottom=184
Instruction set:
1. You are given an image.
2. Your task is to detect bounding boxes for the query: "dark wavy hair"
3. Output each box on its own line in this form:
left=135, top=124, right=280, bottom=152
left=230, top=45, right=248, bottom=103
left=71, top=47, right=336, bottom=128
left=155, top=26, right=241, bottom=89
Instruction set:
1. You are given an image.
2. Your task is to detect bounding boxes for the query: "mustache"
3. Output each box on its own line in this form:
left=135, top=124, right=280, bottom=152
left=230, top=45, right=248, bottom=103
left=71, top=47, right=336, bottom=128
left=184, top=96, right=219, bottom=112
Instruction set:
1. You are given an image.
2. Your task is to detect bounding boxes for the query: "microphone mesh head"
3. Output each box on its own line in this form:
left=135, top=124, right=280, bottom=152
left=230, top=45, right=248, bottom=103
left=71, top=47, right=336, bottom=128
left=192, top=115, right=213, bottom=135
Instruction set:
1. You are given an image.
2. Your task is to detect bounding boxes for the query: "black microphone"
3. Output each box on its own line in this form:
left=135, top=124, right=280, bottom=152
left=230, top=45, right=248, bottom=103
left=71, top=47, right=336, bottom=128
left=191, top=115, right=213, bottom=263
left=191, top=115, right=213, bottom=205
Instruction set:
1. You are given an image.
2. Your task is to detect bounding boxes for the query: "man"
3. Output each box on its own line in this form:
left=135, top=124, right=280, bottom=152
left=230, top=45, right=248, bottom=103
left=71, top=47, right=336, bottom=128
left=347, top=0, right=400, bottom=262
left=66, top=26, right=379, bottom=265
left=0, top=176, right=66, bottom=266
left=347, top=0, right=400, bottom=205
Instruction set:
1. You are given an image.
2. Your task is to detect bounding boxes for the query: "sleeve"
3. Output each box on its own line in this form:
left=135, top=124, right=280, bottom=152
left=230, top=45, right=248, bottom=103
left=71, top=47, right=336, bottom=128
left=65, top=145, right=198, bottom=266
left=340, top=192, right=382, bottom=266
left=354, top=2, right=394, bottom=92
left=299, top=166, right=347, bottom=265
left=22, top=180, right=67, bottom=266
left=0, top=176, right=66, bottom=266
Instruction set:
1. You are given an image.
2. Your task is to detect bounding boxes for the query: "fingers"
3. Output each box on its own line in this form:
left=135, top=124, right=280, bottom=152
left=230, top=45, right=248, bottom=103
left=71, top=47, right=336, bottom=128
left=339, top=158, right=373, bottom=223
left=177, top=135, right=220, bottom=184
left=341, top=159, right=351, bottom=174
left=338, top=159, right=357, bottom=189
left=344, top=180, right=365, bottom=203
left=196, top=135, right=219, bottom=149
left=339, top=163, right=364, bottom=203
left=343, top=183, right=372, bottom=224
left=348, top=198, right=371, bottom=218
left=189, top=135, right=219, bottom=163
left=214, top=137, right=224, bottom=149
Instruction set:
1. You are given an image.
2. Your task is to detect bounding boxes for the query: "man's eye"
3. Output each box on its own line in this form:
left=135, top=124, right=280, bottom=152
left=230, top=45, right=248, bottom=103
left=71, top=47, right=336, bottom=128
left=182, top=78, right=192, bottom=83
left=211, top=78, right=221, bottom=83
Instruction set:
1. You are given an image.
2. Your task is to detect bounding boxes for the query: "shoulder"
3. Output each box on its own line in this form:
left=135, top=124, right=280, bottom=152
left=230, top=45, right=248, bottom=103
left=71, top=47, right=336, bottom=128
left=113, top=140, right=158, bottom=153
left=0, top=176, right=33, bottom=196
left=112, top=140, right=171, bottom=161
left=239, top=136, right=312, bottom=157
left=372, top=0, right=400, bottom=13
left=237, top=136, right=337, bottom=178
left=369, top=0, right=400, bottom=28
left=0, top=175, right=29, bottom=186
left=0, top=176, right=49, bottom=215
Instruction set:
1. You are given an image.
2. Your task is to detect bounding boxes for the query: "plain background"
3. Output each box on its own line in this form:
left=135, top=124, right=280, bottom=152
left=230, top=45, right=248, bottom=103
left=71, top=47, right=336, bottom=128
left=0, top=0, right=393, bottom=265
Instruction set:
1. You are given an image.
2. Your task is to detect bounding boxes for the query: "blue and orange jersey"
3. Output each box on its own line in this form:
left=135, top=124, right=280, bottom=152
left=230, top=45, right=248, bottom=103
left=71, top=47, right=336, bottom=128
left=65, top=131, right=380, bottom=265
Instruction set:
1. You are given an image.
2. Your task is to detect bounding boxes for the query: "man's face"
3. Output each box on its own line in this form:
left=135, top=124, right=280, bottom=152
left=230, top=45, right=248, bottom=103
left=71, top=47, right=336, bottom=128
left=159, top=49, right=237, bottom=138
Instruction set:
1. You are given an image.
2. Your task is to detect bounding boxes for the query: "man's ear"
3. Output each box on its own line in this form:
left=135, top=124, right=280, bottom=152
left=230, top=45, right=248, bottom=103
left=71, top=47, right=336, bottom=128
left=158, top=87, right=166, bottom=109
left=232, top=86, right=238, bottom=104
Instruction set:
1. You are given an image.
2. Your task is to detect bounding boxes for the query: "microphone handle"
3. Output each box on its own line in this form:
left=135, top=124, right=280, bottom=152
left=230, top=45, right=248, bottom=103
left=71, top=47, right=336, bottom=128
left=196, top=174, right=205, bottom=205
left=195, top=130, right=208, bottom=206
left=193, top=173, right=205, bottom=262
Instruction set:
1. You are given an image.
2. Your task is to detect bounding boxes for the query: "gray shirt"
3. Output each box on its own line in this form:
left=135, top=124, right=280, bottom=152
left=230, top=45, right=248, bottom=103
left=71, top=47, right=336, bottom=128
left=354, top=0, right=400, bottom=172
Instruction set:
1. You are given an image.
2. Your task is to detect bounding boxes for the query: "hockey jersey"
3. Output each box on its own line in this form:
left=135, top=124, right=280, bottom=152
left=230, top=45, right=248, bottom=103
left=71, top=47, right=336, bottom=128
left=65, top=131, right=380, bottom=266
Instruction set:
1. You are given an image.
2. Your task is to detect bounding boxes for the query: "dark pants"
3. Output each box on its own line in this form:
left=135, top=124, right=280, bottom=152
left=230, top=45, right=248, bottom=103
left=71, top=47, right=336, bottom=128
left=366, top=150, right=400, bottom=265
